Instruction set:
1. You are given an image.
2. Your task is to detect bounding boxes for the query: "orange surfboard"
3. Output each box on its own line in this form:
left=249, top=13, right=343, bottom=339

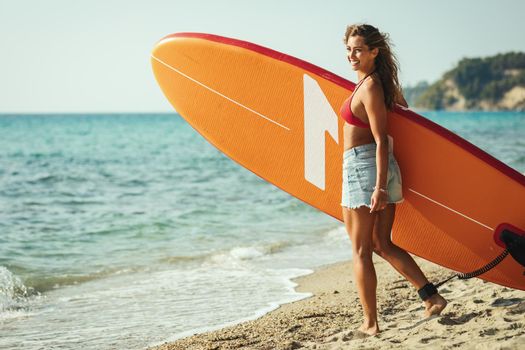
left=151, top=32, right=525, bottom=290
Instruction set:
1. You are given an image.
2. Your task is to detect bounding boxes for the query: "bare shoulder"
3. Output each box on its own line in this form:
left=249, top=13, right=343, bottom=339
left=361, top=75, right=384, bottom=101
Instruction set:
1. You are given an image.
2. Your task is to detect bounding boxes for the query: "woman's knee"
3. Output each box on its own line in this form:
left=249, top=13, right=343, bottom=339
left=373, top=240, right=394, bottom=258
left=353, top=245, right=374, bottom=261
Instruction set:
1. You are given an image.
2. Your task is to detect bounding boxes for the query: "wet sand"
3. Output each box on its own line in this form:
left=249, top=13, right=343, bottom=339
left=149, top=255, right=525, bottom=349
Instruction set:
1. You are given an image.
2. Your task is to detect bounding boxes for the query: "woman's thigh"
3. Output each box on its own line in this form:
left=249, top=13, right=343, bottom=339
left=372, top=203, right=396, bottom=247
left=342, top=206, right=376, bottom=255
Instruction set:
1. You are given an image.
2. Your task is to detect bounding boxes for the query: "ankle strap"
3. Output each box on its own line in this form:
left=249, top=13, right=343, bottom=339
left=418, top=283, right=438, bottom=301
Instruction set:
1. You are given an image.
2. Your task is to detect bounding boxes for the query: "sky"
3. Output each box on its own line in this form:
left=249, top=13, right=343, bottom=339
left=1, top=0, right=524, bottom=113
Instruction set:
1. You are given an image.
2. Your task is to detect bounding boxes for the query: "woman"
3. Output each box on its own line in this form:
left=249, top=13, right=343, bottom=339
left=340, top=24, right=447, bottom=336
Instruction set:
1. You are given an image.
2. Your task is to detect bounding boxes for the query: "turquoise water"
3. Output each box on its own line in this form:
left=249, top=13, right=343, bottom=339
left=421, top=111, right=525, bottom=169
left=0, top=112, right=524, bottom=349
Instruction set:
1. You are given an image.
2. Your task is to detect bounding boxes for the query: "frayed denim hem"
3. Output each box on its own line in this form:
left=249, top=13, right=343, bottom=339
left=340, top=197, right=404, bottom=210
left=391, top=198, right=405, bottom=205
left=341, top=203, right=372, bottom=210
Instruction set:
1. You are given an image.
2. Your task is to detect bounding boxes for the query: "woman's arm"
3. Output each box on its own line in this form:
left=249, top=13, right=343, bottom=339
left=362, top=79, right=389, bottom=197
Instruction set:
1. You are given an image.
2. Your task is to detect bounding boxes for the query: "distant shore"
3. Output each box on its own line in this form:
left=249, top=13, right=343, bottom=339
left=149, top=255, right=525, bottom=349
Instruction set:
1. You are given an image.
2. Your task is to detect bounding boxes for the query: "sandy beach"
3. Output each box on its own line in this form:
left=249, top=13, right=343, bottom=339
left=149, top=255, right=525, bottom=350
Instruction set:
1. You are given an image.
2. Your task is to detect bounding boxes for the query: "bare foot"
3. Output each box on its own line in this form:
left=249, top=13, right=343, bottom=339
left=358, top=321, right=380, bottom=336
left=424, top=293, right=447, bottom=318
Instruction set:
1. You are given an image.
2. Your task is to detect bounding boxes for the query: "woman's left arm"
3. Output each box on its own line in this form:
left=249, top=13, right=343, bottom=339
left=362, top=79, right=389, bottom=211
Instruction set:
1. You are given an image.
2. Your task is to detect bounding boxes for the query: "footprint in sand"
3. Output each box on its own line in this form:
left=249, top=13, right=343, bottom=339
left=507, top=302, right=525, bottom=316
left=340, top=330, right=373, bottom=341
left=438, top=311, right=481, bottom=326
left=479, top=327, right=499, bottom=337
left=490, top=297, right=524, bottom=308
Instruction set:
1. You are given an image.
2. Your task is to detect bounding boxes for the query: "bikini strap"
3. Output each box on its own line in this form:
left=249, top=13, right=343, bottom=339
left=354, top=71, right=374, bottom=91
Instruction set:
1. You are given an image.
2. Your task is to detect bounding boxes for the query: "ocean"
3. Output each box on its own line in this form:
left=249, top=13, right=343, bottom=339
left=1, top=112, right=524, bottom=349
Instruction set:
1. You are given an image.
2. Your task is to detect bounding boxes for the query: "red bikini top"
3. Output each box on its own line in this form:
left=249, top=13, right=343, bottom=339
left=340, top=74, right=372, bottom=128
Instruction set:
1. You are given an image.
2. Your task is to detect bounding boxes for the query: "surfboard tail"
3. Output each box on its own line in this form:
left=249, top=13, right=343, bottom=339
left=495, top=224, right=525, bottom=269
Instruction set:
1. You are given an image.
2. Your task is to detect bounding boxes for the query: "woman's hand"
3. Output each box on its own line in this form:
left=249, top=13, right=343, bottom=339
left=370, top=188, right=388, bottom=213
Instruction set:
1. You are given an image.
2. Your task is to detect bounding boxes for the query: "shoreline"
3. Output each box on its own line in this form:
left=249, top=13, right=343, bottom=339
left=149, top=255, right=525, bottom=349
left=149, top=267, right=316, bottom=347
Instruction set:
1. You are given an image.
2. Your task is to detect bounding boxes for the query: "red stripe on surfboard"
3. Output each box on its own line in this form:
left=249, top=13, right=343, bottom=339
left=158, top=32, right=357, bottom=90
left=157, top=32, right=525, bottom=188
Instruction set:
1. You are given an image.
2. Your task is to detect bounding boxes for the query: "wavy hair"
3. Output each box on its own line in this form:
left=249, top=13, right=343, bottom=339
left=343, top=24, right=403, bottom=110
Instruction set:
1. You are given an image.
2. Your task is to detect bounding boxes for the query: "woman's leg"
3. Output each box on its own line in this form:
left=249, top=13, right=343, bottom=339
left=371, top=203, right=447, bottom=317
left=342, top=205, right=380, bottom=335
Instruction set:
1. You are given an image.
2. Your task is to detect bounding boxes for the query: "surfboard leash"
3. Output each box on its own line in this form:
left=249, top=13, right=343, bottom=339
left=434, top=248, right=510, bottom=288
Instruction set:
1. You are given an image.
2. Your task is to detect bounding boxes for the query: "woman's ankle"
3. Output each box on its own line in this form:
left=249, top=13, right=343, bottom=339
left=362, top=316, right=378, bottom=327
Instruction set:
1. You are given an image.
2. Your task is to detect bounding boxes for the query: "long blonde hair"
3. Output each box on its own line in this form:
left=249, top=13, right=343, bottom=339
left=343, top=24, right=403, bottom=110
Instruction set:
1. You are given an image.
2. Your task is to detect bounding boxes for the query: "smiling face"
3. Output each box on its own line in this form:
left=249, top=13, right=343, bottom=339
left=346, top=35, right=378, bottom=73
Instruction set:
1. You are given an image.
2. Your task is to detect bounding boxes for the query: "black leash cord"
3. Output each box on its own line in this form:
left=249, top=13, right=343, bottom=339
left=435, top=248, right=509, bottom=288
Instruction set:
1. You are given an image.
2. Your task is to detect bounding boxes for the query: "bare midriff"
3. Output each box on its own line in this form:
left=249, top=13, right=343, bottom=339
left=343, top=122, right=375, bottom=150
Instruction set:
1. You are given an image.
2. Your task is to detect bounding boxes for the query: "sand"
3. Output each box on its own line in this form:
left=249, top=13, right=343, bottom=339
left=149, top=255, right=525, bottom=350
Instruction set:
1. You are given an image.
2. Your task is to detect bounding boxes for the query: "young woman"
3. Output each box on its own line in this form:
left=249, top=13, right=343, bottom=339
left=340, top=24, right=447, bottom=336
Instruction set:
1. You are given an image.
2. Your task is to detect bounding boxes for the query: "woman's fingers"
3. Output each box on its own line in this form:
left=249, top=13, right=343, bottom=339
left=371, top=198, right=378, bottom=212
left=370, top=196, right=387, bottom=212
left=370, top=192, right=387, bottom=212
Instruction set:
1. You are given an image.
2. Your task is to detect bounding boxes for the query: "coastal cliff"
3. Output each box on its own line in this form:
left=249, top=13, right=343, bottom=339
left=405, top=52, right=525, bottom=111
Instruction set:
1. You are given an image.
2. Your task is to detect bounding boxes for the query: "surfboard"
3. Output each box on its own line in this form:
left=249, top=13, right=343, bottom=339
left=151, top=32, right=525, bottom=291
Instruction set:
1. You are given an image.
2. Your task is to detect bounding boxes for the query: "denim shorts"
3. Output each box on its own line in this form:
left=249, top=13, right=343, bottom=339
left=341, top=142, right=404, bottom=209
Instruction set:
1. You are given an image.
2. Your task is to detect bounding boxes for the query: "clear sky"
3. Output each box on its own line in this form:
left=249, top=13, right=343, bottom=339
left=1, top=0, right=524, bottom=113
